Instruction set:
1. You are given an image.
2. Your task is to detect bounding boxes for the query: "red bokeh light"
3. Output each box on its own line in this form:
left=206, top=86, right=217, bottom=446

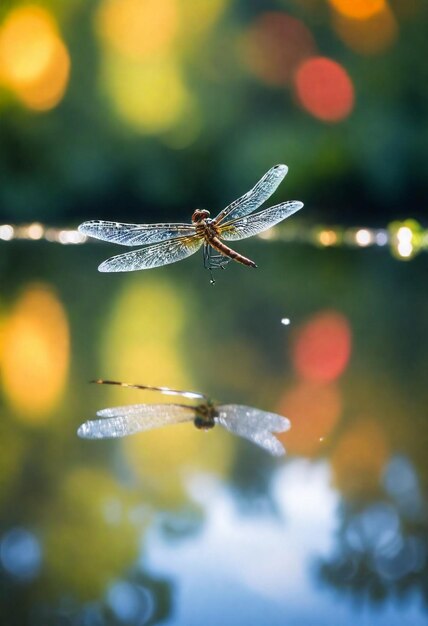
left=294, top=56, right=354, bottom=122
left=241, top=12, right=316, bottom=86
left=292, top=310, right=352, bottom=382
left=278, top=381, right=342, bottom=456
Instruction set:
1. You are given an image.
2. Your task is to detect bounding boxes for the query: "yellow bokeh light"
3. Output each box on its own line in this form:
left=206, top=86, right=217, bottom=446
left=328, top=0, right=386, bottom=20
left=103, top=53, right=191, bottom=133
left=0, top=6, right=57, bottom=83
left=101, top=277, right=190, bottom=401
left=2, top=284, right=69, bottom=422
left=97, top=0, right=178, bottom=60
left=44, top=467, right=139, bottom=599
left=179, top=0, right=227, bottom=39
left=13, top=38, right=70, bottom=111
left=0, top=5, right=70, bottom=111
left=0, top=308, right=4, bottom=369
left=332, top=5, right=397, bottom=55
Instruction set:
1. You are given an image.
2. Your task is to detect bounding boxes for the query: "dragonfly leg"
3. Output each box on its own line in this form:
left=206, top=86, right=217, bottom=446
left=203, top=244, right=216, bottom=284
left=203, top=245, right=232, bottom=284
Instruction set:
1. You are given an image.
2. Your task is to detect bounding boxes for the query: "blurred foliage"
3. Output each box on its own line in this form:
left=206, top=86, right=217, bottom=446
left=0, top=0, right=426, bottom=225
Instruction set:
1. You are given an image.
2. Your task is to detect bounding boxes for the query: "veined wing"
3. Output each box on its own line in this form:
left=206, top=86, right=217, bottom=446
left=215, top=405, right=290, bottom=456
left=98, top=235, right=203, bottom=272
left=77, top=403, right=195, bottom=439
left=79, top=220, right=196, bottom=246
left=214, top=165, right=288, bottom=225
left=219, top=201, right=303, bottom=241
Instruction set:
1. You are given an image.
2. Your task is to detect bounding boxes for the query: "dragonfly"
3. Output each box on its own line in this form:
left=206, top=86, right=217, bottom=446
left=78, top=164, right=303, bottom=283
left=77, top=380, right=290, bottom=456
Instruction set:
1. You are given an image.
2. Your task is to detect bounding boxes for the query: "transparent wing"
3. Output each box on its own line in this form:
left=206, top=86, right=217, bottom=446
left=214, top=165, right=288, bottom=225
left=79, top=220, right=196, bottom=246
left=98, top=235, right=203, bottom=272
left=77, top=403, right=195, bottom=439
left=219, top=201, right=303, bottom=241
left=215, top=405, right=290, bottom=456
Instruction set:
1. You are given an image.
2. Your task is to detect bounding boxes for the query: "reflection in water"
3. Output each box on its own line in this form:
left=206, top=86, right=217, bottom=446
left=0, top=528, right=42, bottom=581
left=0, top=242, right=427, bottom=624
left=78, top=379, right=290, bottom=456
left=291, top=310, right=352, bottom=383
left=383, top=456, right=425, bottom=521
left=143, top=462, right=427, bottom=625
left=2, top=283, right=69, bottom=422
left=106, top=581, right=154, bottom=624
left=320, top=451, right=428, bottom=603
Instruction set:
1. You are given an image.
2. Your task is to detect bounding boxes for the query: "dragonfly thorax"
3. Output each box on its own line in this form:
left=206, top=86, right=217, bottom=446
left=193, top=403, right=216, bottom=430
left=191, top=209, right=211, bottom=223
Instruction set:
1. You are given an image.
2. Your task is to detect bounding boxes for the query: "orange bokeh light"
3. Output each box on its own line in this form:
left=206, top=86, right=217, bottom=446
left=241, top=12, right=316, bottom=86
left=0, top=5, right=70, bottom=111
left=294, top=57, right=354, bottom=122
left=292, top=310, right=352, bottom=382
left=2, top=284, right=69, bottom=422
left=328, top=0, right=386, bottom=20
left=332, top=6, right=397, bottom=55
left=331, top=418, right=390, bottom=496
left=278, top=381, right=342, bottom=456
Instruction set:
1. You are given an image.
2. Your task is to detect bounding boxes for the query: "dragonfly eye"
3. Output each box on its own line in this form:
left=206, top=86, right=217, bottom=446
left=192, top=209, right=210, bottom=223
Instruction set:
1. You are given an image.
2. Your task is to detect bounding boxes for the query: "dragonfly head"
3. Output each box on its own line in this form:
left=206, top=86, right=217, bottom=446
left=191, top=209, right=210, bottom=223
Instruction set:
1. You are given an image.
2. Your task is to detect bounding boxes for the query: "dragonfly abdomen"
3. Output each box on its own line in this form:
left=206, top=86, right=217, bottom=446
left=208, top=237, right=257, bottom=268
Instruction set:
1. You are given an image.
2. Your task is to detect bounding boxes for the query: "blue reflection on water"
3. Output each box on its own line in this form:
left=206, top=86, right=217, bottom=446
left=106, top=581, right=154, bottom=624
left=76, top=603, right=105, bottom=626
left=0, top=527, right=42, bottom=581
left=383, top=455, right=425, bottom=520
left=141, top=461, right=427, bottom=626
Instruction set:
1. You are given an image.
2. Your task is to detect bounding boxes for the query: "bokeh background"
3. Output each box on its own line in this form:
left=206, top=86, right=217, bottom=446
left=0, top=1, right=427, bottom=625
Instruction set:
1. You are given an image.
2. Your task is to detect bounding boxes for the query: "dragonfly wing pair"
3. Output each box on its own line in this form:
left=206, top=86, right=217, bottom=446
left=78, top=403, right=290, bottom=456
left=78, top=164, right=303, bottom=273
left=77, top=404, right=196, bottom=439
left=215, top=405, right=290, bottom=456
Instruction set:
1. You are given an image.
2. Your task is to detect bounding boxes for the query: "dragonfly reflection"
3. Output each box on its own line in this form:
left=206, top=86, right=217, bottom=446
left=77, top=380, right=290, bottom=456
left=78, top=164, right=303, bottom=283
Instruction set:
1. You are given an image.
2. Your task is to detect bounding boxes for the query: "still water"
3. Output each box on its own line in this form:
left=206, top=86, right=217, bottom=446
left=0, top=237, right=427, bottom=625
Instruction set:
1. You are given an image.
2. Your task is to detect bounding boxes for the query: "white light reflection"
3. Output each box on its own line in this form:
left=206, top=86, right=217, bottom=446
left=26, top=223, right=44, bottom=240
left=141, top=462, right=428, bottom=625
left=0, top=528, right=42, bottom=581
left=281, top=317, right=291, bottom=326
left=355, top=228, right=373, bottom=247
left=58, top=229, right=87, bottom=244
left=106, top=581, right=154, bottom=624
left=0, top=224, right=14, bottom=240
left=375, top=230, right=388, bottom=246
left=396, top=226, right=414, bottom=258
left=145, top=462, right=340, bottom=608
